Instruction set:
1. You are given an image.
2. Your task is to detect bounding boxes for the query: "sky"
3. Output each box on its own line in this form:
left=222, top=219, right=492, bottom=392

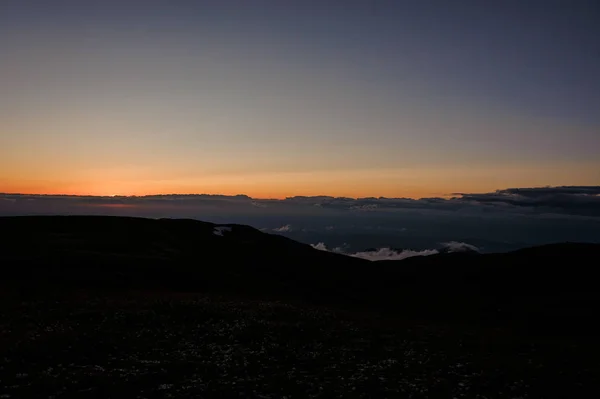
left=1, top=0, right=599, bottom=198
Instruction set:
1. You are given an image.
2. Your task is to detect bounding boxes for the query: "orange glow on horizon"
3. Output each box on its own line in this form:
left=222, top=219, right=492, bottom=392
left=2, top=161, right=599, bottom=200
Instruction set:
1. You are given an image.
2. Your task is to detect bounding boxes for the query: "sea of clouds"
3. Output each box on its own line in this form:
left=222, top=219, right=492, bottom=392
left=2, top=186, right=599, bottom=253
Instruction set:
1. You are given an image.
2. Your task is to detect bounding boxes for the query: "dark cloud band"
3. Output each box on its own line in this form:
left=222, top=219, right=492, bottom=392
left=1, top=185, right=600, bottom=218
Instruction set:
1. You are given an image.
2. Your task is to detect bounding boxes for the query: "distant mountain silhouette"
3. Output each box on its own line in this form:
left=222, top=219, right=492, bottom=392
left=2, top=215, right=599, bottom=331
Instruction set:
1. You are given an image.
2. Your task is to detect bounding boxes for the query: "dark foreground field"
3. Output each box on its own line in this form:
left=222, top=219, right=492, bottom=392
left=1, top=216, right=599, bottom=398
left=1, top=291, right=598, bottom=399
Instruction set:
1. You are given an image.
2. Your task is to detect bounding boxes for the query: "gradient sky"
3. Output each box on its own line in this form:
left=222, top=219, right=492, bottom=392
left=1, top=0, right=599, bottom=198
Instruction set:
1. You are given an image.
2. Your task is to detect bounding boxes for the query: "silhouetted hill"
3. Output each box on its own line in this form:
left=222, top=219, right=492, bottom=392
left=1, top=216, right=599, bottom=330
left=0, top=216, right=369, bottom=302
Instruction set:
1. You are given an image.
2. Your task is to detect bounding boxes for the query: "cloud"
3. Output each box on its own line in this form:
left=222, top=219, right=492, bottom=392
left=2, top=188, right=597, bottom=254
left=454, top=186, right=600, bottom=217
left=1, top=185, right=600, bottom=219
left=499, top=186, right=600, bottom=196
left=213, top=226, right=232, bottom=236
left=350, top=248, right=439, bottom=261
left=311, top=242, right=328, bottom=251
left=277, top=186, right=600, bottom=218
left=311, top=242, right=439, bottom=261
left=273, top=224, right=292, bottom=232
left=311, top=242, right=346, bottom=253
left=441, top=241, right=480, bottom=253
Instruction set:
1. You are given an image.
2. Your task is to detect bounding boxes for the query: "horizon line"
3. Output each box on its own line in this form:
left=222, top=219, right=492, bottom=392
left=0, top=185, right=589, bottom=201
left=0, top=191, right=456, bottom=201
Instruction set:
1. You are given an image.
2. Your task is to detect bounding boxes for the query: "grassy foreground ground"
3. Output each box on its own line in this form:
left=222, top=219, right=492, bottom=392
left=1, top=290, right=598, bottom=399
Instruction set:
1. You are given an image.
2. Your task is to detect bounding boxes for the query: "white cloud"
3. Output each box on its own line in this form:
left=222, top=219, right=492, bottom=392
left=213, top=226, right=232, bottom=236
left=273, top=224, right=292, bottom=232
left=311, top=242, right=347, bottom=253
left=311, top=242, right=328, bottom=251
left=311, top=243, right=438, bottom=261
left=351, top=248, right=439, bottom=261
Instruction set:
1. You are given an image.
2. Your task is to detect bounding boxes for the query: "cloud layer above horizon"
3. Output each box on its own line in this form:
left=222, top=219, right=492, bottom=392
left=2, top=185, right=599, bottom=218
left=2, top=186, right=600, bottom=256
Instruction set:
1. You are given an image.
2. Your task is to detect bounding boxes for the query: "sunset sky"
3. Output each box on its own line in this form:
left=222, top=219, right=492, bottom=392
left=1, top=0, right=599, bottom=198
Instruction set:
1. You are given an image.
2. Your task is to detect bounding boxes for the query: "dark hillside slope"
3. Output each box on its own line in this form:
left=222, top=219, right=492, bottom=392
left=0, top=215, right=369, bottom=300
left=378, top=242, right=599, bottom=294
left=376, top=243, right=600, bottom=329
